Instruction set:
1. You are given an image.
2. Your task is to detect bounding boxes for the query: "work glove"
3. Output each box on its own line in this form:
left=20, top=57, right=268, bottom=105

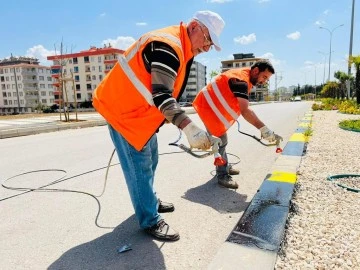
left=260, top=126, right=283, bottom=143
left=182, top=122, right=211, bottom=150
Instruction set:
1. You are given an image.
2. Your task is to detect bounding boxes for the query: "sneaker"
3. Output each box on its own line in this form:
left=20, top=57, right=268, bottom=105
left=158, top=199, right=175, bottom=213
left=228, top=166, right=240, bottom=175
left=145, top=219, right=180, bottom=241
left=217, top=174, right=239, bottom=189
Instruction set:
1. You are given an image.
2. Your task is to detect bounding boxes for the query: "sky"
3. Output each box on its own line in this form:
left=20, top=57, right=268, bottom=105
left=1, top=0, right=358, bottom=90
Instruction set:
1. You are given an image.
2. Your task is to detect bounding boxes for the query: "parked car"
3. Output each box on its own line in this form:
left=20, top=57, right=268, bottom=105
left=294, top=96, right=302, bottom=102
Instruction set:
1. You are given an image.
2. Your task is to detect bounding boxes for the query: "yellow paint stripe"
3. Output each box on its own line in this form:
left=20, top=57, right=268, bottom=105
left=268, top=171, right=297, bottom=184
left=299, top=122, right=311, bottom=128
left=289, top=133, right=307, bottom=142
left=302, top=117, right=312, bottom=121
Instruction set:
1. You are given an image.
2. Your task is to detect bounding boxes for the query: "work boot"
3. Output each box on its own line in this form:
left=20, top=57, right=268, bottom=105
left=228, top=166, right=240, bottom=175
left=145, top=219, right=180, bottom=241
left=217, top=174, right=239, bottom=189
left=158, top=199, right=175, bottom=213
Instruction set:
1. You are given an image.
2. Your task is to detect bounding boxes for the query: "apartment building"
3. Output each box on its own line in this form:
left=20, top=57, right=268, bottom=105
left=221, top=53, right=269, bottom=101
left=47, top=45, right=124, bottom=107
left=181, top=61, right=207, bottom=102
left=0, top=56, right=54, bottom=114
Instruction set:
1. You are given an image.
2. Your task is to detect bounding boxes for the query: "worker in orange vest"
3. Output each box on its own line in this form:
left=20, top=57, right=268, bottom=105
left=93, top=11, right=225, bottom=241
left=192, top=59, right=283, bottom=189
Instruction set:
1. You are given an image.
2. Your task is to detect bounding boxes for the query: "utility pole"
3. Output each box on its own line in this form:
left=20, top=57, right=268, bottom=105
left=347, top=0, right=355, bottom=99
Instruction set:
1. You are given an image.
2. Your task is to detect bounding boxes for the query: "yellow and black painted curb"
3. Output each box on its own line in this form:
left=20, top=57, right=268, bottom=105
left=209, top=112, right=313, bottom=269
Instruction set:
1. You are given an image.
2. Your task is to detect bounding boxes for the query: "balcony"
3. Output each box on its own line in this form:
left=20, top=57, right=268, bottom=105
left=104, top=59, right=117, bottom=64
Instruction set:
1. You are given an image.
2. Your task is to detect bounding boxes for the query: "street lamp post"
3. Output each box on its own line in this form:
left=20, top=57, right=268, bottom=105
left=319, top=24, right=344, bottom=82
left=318, top=51, right=328, bottom=85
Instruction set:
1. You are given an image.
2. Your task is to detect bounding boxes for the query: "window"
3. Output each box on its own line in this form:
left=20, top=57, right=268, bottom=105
left=39, top=76, right=44, bottom=81
left=20, top=100, right=24, bottom=105
left=98, top=66, right=102, bottom=72
left=75, top=75, right=80, bottom=82
left=92, top=66, right=95, bottom=71
left=41, top=91, right=46, bottom=96
left=13, top=92, right=17, bottom=96
left=40, top=84, right=46, bottom=88
left=84, top=56, right=89, bottom=63
left=76, top=93, right=81, bottom=99
left=92, top=75, right=96, bottom=80
left=76, top=84, right=81, bottom=90
left=73, top=57, right=78, bottom=64
left=42, top=99, right=47, bottom=103
left=98, top=56, right=102, bottom=62
left=2, top=92, right=6, bottom=97
left=86, top=83, right=92, bottom=90
left=99, top=75, right=103, bottom=81
left=47, top=77, right=52, bottom=81
left=8, top=92, right=11, bottom=97
left=74, top=66, right=79, bottom=73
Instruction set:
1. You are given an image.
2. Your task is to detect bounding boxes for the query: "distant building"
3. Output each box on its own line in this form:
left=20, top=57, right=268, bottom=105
left=0, top=56, right=54, bottom=114
left=180, top=61, right=206, bottom=102
left=221, top=53, right=269, bottom=101
left=47, top=45, right=124, bottom=107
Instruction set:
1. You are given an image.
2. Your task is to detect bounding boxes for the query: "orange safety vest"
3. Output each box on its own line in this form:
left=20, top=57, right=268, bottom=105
left=192, top=68, right=253, bottom=137
left=93, top=23, right=193, bottom=151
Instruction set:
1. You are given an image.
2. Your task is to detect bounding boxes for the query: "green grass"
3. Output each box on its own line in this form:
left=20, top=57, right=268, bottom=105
left=339, top=119, right=360, bottom=131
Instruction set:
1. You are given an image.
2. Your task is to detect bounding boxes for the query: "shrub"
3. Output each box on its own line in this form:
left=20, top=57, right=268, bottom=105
left=339, top=119, right=360, bottom=131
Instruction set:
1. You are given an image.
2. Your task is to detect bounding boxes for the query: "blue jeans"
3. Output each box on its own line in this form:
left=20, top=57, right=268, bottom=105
left=216, top=132, right=229, bottom=176
left=108, top=124, right=161, bottom=229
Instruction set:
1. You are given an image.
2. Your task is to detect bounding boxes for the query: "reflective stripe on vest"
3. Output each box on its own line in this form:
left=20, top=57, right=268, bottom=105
left=118, top=32, right=183, bottom=106
left=202, top=81, right=240, bottom=130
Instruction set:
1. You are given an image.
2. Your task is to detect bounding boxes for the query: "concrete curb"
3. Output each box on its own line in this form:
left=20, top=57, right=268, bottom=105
left=0, top=108, right=197, bottom=139
left=208, top=112, right=313, bottom=270
left=0, top=120, right=107, bottom=139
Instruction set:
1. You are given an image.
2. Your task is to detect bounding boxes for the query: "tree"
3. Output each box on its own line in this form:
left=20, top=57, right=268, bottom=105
left=350, top=55, right=360, bottom=104
left=209, top=70, right=219, bottom=82
left=321, top=81, right=340, bottom=98
left=334, top=71, right=352, bottom=99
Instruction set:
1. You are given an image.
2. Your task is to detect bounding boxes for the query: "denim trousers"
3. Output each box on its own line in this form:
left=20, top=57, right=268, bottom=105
left=108, top=124, right=161, bottom=229
left=216, top=132, right=229, bottom=176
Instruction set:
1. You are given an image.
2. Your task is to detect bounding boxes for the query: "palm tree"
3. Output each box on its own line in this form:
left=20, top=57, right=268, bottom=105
left=334, top=71, right=352, bottom=99
left=350, top=55, right=360, bottom=104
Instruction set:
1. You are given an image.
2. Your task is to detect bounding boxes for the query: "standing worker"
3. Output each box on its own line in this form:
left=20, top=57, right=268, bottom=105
left=192, top=59, right=283, bottom=189
left=93, top=11, right=225, bottom=241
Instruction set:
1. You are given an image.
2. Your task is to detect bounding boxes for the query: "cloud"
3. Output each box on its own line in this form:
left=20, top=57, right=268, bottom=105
left=315, top=20, right=325, bottom=26
left=26, top=45, right=55, bottom=65
left=234, top=33, right=256, bottom=45
left=260, top=52, right=282, bottom=66
left=207, top=0, right=233, bottom=3
left=286, top=31, right=301, bottom=40
left=102, top=36, right=136, bottom=50
left=258, top=0, right=270, bottom=3
left=323, top=9, right=330, bottom=15
left=99, top=12, right=106, bottom=17
left=136, top=22, right=147, bottom=26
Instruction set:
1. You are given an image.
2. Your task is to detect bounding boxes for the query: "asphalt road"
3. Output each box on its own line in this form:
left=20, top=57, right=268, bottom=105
left=0, top=102, right=311, bottom=270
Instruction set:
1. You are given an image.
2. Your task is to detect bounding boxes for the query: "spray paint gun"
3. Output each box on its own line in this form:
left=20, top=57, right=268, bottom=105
left=236, top=121, right=283, bottom=153
left=210, top=136, right=227, bottom=166
left=169, top=132, right=226, bottom=165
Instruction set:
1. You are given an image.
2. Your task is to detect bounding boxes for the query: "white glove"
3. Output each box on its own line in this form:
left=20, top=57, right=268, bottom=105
left=260, top=126, right=283, bottom=143
left=182, top=122, right=211, bottom=150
